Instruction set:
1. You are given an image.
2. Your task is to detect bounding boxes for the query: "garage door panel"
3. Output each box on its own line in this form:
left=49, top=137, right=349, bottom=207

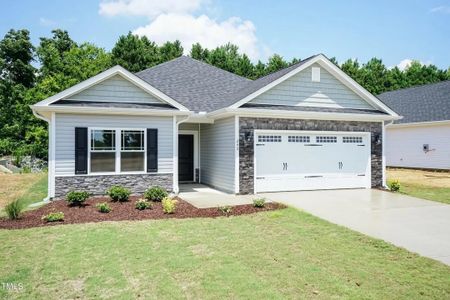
left=255, top=131, right=371, bottom=193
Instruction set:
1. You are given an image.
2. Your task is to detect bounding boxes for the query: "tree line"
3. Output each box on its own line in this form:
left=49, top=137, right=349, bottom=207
left=1, top=29, right=449, bottom=160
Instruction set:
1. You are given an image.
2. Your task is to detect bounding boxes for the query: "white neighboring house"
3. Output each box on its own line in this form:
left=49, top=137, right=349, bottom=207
left=31, top=54, right=400, bottom=199
left=378, top=81, right=450, bottom=170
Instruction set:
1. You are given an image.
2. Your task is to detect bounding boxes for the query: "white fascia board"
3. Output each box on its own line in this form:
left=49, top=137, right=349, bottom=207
left=228, top=54, right=399, bottom=117
left=33, top=65, right=189, bottom=111
left=386, top=120, right=450, bottom=128
left=31, top=105, right=192, bottom=117
left=208, top=108, right=402, bottom=122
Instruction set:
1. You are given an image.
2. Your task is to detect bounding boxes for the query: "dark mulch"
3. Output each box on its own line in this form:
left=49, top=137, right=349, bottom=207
left=0, top=196, right=285, bottom=230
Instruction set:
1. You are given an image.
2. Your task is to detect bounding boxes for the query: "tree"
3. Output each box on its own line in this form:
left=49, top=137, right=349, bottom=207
left=111, top=32, right=159, bottom=72
left=265, top=54, right=289, bottom=74
left=159, top=40, right=183, bottom=63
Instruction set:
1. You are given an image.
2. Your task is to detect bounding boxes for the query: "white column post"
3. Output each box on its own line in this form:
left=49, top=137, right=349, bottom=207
left=173, top=116, right=179, bottom=194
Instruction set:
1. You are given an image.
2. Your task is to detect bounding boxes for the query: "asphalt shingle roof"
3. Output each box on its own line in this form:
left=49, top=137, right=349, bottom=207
left=241, top=103, right=388, bottom=115
left=135, top=55, right=320, bottom=112
left=53, top=100, right=176, bottom=110
left=378, top=81, right=450, bottom=124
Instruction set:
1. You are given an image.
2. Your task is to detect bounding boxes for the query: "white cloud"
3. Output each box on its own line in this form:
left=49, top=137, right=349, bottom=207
left=430, top=5, right=450, bottom=14
left=99, top=0, right=266, bottom=60
left=393, top=59, right=432, bottom=71
left=39, top=17, right=56, bottom=27
left=99, top=0, right=206, bottom=18
left=133, top=14, right=260, bottom=60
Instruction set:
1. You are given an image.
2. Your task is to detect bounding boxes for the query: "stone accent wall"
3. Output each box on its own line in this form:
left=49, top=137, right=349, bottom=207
left=55, top=173, right=173, bottom=198
left=239, top=118, right=383, bottom=194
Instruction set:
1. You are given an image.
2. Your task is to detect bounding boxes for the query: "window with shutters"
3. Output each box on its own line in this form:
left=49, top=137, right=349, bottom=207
left=89, top=129, right=147, bottom=174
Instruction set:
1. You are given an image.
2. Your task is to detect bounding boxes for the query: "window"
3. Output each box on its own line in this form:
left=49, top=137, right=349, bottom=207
left=343, top=136, right=363, bottom=143
left=89, top=129, right=146, bottom=173
left=121, top=130, right=145, bottom=172
left=258, top=135, right=282, bottom=142
left=288, top=136, right=310, bottom=143
left=316, top=136, right=337, bottom=143
left=90, top=130, right=116, bottom=172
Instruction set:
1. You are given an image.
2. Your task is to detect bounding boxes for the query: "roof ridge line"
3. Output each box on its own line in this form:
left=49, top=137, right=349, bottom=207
left=378, top=79, right=450, bottom=96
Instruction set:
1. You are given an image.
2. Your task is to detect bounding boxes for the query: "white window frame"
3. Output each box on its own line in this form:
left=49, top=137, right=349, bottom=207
left=88, top=127, right=147, bottom=175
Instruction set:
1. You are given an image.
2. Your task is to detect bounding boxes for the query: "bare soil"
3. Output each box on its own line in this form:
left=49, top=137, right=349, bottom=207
left=0, top=196, right=285, bottom=229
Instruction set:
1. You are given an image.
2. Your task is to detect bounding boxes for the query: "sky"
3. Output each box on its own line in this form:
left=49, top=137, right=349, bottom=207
left=1, top=0, right=449, bottom=70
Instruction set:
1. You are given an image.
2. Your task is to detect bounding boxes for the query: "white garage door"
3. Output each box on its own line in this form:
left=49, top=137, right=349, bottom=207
left=254, top=131, right=371, bottom=193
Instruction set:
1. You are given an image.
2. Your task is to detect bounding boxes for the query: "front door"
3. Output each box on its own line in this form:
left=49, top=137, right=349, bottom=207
left=178, top=134, right=194, bottom=182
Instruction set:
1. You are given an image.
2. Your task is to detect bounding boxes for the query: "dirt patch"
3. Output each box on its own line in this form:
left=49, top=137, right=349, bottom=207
left=387, top=168, right=450, bottom=188
left=0, top=196, right=285, bottom=230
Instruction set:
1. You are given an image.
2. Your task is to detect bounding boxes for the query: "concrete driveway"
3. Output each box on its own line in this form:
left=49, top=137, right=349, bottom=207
left=261, top=189, right=450, bottom=266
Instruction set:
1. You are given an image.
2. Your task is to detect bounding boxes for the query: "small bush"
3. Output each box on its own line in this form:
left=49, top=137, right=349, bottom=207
left=107, top=186, right=131, bottom=202
left=253, top=198, right=266, bottom=208
left=218, top=205, right=233, bottom=215
left=42, top=212, right=64, bottom=222
left=66, top=191, right=90, bottom=206
left=388, top=180, right=401, bottom=192
left=135, top=199, right=152, bottom=210
left=96, top=202, right=112, bottom=213
left=4, top=200, right=24, bottom=220
left=21, top=166, right=32, bottom=174
left=162, top=197, right=177, bottom=214
left=144, top=186, right=168, bottom=202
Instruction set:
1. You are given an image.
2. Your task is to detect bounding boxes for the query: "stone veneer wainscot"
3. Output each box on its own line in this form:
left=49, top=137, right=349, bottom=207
left=238, top=117, right=383, bottom=194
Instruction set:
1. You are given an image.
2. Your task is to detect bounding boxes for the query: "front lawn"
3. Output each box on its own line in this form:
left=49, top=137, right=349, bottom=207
left=0, top=173, right=47, bottom=211
left=387, top=168, right=450, bottom=204
left=1, top=208, right=449, bottom=299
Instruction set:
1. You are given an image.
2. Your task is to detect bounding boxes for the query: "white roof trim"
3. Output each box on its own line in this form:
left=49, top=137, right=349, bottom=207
left=31, top=105, right=192, bottom=117
left=387, top=120, right=450, bottom=128
left=33, top=65, right=189, bottom=111
left=208, top=107, right=402, bottom=122
left=229, top=54, right=399, bottom=117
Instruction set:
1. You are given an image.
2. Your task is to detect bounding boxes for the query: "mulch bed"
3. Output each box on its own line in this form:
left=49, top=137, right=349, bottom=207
left=0, top=196, right=285, bottom=230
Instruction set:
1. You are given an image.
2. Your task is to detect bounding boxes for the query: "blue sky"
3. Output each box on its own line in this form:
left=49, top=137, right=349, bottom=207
left=2, top=0, right=449, bottom=69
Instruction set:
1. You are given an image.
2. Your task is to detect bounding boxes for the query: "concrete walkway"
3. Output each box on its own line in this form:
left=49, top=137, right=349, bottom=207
left=179, top=184, right=256, bottom=208
left=261, top=189, right=450, bottom=266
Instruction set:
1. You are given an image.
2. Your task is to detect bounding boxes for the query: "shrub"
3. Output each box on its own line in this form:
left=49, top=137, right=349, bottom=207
left=144, top=186, right=168, bottom=202
left=42, top=212, right=64, bottom=222
left=107, top=186, right=131, bottom=202
left=253, top=198, right=266, bottom=208
left=66, top=191, right=90, bottom=206
left=135, top=199, right=152, bottom=210
left=96, top=202, right=112, bottom=213
left=218, top=205, right=233, bottom=215
left=388, top=180, right=401, bottom=192
left=162, top=197, right=177, bottom=214
left=4, top=200, right=24, bottom=220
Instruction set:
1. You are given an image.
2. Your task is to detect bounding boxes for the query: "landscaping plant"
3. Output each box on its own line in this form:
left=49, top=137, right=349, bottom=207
left=144, top=186, right=168, bottom=202
left=106, top=186, right=131, bottom=202
left=388, top=180, right=401, bottom=192
left=135, top=198, right=152, bottom=210
left=42, top=212, right=64, bottom=222
left=96, top=202, right=112, bottom=213
left=162, top=197, right=177, bottom=214
left=4, top=199, right=24, bottom=220
left=66, top=191, right=90, bottom=206
left=218, top=205, right=233, bottom=215
left=253, top=198, right=266, bottom=208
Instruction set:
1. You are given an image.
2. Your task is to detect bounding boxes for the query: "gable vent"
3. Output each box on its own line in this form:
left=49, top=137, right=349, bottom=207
left=312, top=67, right=321, bottom=82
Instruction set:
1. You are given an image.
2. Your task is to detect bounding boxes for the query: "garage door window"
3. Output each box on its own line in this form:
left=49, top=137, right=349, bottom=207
left=316, top=136, right=337, bottom=143
left=343, top=136, right=363, bottom=143
left=288, top=136, right=310, bottom=143
left=258, top=135, right=282, bottom=142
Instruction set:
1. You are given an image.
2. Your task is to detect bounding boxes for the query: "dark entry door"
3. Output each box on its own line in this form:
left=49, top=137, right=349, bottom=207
left=178, top=134, right=194, bottom=182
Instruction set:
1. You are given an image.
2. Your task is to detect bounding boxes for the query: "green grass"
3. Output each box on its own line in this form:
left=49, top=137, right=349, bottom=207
left=399, top=183, right=450, bottom=205
left=15, top=175, right=48, bottom=208
left=1, top=209, right=449, bottom=299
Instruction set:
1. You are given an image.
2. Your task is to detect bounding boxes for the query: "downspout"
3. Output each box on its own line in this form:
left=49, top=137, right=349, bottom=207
left=382, top=120, right=394, bottom=188
left=173, top=115, right=190, bottom=194
left=32, top=110, right=52, bottom=201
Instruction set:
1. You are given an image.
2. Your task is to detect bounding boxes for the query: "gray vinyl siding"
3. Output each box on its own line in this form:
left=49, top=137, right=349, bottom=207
left=250, top=63, right=374, bottom=110
left=179, top=123, right=200, bottom=131
left=66, top=75, right=164, bottom=104
left=54, top=113, right=173, bottom=176
left=200, top=117, right=235, bottom=193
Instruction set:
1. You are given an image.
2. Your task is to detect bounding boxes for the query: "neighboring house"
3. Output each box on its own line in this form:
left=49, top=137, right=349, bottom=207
left=378, top=81, right=450, bottom=170
left=31, top=54, right=400, bottom=199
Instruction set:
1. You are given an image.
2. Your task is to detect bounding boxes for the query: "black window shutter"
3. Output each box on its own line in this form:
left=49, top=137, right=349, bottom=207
left=75, top=127, right=88, bottom=174
left=147, top=129, right=158, bottom=172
